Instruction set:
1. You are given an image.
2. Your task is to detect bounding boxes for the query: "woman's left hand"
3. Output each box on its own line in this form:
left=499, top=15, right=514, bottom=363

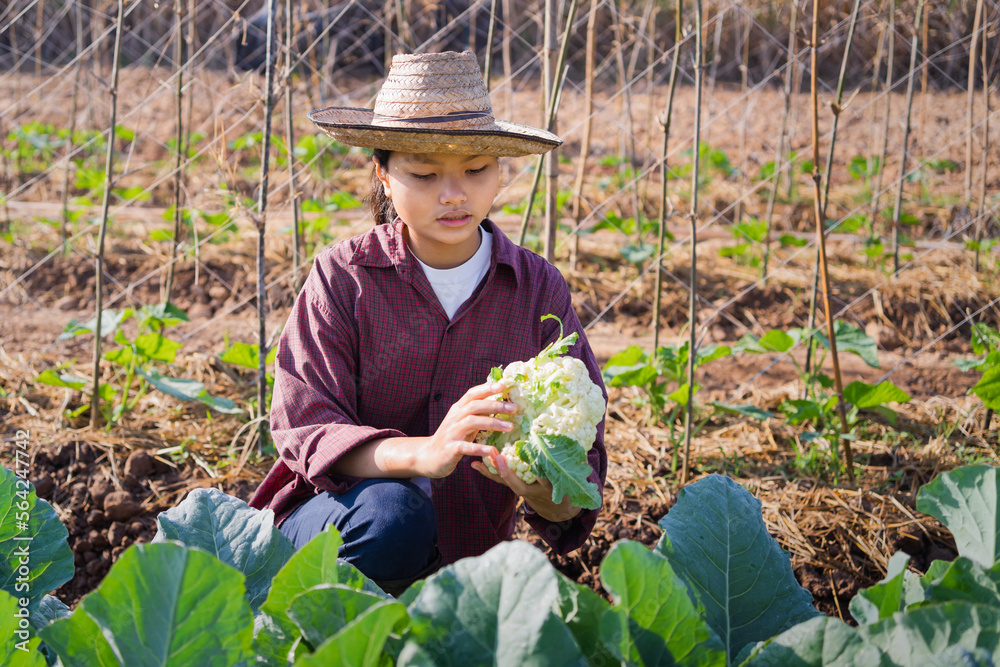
left=471, top=455, right=582, bottom=523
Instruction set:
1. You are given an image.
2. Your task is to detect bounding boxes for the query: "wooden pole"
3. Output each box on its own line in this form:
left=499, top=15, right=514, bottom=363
left=542, top=0, right=559, bottom=262
left=653, top=0, right=683, bottom=352
left=681, top=0, right=703, bottom=487
left=809, top=0, right=855, bottom=485
left=762, top=0, right=798, bottom=282
left=569, top=0, right=599, bottom=270
left=164, top=0, right=187, bottom=306
left=255, top=0, right=279, bottom=453
left=285, top=0, right=303, bottom=291
left=90, top=0, right=125, bottom=429
left=890, top=0, right=925, bottom=274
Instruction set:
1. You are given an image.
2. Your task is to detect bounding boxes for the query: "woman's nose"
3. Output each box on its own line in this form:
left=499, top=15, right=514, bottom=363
left=440, top=176, right=468, bottom=205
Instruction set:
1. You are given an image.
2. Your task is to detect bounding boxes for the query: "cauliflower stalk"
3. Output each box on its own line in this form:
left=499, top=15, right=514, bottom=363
left=478, top=315, right=606, bottom=510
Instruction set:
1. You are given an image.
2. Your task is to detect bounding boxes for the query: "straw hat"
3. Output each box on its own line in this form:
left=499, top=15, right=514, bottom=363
left=308, top=51, right=562, bottom=157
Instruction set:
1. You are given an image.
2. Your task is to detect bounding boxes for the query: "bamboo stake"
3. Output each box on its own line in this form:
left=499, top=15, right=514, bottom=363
left=918, top=1, right=929, bottom=147
left=543, top=0, right=558, bottom=263
left=976, top=0, right=990, bottom=273
left=501, top=0, right=513, bottom=119
left=653, top=0, right=683, bottom=352
left=808, top=0, right=855, bottom=485
left=34, top=0, right=45, bottom=102
left=734, top=9, right=751, bottom=228
left=681, top=0, right=703, bottom=487
left=891, top=0, right=925, bottom=275
left=966, top=0, right=983, bottom=206
left=60, top=0, right=85, bottom=257
left=802, top=0, right=862, bottom=387
left=762, top=0, right=798, bottom=281
left=255, top=0, right=279, bottom=453
left=90, top=0, right=125, bottom=429
left=871, top=5, right=894, bottom=240
left=164, top=0, right=187, bottom=306
left=484, top=0, right=499, bottom=89
left=285, top=0, right=302, bottom=291
left=569, top=0, right=599, bottom=270
left=609, top=0, right=642, bottom=239
left=517, top=0, right=578, bottom=248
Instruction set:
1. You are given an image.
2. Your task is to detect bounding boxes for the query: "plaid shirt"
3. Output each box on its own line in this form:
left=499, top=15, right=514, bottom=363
left=248, top=218, right=607, bottom=565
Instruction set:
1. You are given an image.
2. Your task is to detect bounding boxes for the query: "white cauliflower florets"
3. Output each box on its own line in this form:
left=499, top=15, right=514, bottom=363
left=478, top=318, right=606, bottom=498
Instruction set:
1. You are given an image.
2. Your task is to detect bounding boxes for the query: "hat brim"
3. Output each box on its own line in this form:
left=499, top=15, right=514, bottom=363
left=308, top=106, right=562, bottom=157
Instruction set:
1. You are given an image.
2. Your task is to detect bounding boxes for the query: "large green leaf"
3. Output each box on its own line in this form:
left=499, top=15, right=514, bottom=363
left=0, top=591, right=47, bottom=666
left=601, top=540, right=725, bottom=666
left=972, top=366, right=1000, bottom=411
left=133, top=333, right=182, bottom=363
left=740, top=615, right=890, bottom=666
left=0, top=467, right=74, bottom=611
left=58, top=308, right=133, bottom=340
left=859, top=601, right=1000, bottom=665
left=916, top=465, right=1000, bottom=566
left=655, top=474, right=820, bottom=661
left=517, top=433, right=601, bottom=510
left=921, top=557, right=1000, bottom=609
left=553, top=575, right=627, bottom=665
left=816, top=321, right=880, bottom=369
left=285, top=583, right=388, bottom=646
left=398, top=540, right=587, bottom=667
left=254, top=527, right=386, bottom=667
left=152, top=487, right=295, bottom=612
left=41, top=542, right=253, bottom=667
left=843, top=381, right=910, bottom=409
left=135, top=367, right=242, bottom=414
left=290, top=593, right=407, bottom=667
left=849, top=552, right=911, bottom=625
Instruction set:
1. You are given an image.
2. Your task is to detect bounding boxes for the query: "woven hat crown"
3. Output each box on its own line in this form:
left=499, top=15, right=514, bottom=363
left=371, top=51, right=496, bottom=131
left=307, top=50, right=562, bottom=157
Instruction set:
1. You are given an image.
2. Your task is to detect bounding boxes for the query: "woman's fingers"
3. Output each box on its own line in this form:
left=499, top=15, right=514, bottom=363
left=459, top=380, right=509, bottom=405
left=464, top=398, right=517, bottom=417
left=454, top=441, right=504, bottom=460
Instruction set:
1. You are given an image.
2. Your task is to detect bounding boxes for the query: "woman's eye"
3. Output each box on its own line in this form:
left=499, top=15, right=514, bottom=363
left=468, top=166, right=488, bottom=175
left=411, top=173, right=435, bottom=180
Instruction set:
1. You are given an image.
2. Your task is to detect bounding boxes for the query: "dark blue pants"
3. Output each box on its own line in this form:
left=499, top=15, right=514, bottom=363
left=278, top=478, right=440, bottom=593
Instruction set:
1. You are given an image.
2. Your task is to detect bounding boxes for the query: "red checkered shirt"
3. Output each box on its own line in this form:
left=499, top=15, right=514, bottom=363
left=248, top=218, right=607, bottom=565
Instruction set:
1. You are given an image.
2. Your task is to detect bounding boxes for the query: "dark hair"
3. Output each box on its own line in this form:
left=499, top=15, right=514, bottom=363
left=368, top=149, right=397, bottom=226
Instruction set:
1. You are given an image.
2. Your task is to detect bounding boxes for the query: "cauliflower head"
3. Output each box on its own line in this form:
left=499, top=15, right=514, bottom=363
left=477, top=315, right=606, bottom=509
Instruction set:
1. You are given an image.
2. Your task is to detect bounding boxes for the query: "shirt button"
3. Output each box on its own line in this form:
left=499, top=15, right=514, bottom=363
left=433, top=391, right=442, bottom=401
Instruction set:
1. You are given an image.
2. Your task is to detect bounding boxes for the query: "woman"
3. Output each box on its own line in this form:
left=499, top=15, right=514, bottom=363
left=249, top=51, right=607, bottom=595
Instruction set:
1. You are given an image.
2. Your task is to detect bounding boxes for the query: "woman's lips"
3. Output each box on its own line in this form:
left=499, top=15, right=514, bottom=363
left=437, top=213, right=472, bottom=227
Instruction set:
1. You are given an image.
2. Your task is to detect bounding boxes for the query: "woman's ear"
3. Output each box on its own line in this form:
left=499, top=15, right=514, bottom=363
left=374, top=158, right=391, bottom=197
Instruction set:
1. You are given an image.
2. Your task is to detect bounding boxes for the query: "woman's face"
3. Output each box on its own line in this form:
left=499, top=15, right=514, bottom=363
left=376, top=152, right=500, bottom=269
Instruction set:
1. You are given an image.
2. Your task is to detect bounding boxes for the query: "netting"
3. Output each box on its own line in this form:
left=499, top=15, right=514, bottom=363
left=2, top=0, right=999, bottom=404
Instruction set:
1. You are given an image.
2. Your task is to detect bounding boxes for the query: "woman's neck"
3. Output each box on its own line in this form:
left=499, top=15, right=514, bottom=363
left=404, top=225, right=483, bottom=270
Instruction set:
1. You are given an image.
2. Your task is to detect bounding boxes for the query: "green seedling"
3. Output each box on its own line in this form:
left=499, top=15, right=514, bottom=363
left=39, top=303, right=240, bottom=426
left=955, top=322, right=1000, bottom=412
left=736, top=323, right=909, bottom=479
left=220, top=340, right=279, bottom=413
left=719, top=217, right=768, bottom=270
left=603, top=342, right=768, bottom=473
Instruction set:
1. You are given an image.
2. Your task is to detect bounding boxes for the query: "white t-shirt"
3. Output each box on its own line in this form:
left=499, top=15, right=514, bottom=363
left=410, top=228, right=494, bottom=498
left=413, top=229, right=493, bottom=320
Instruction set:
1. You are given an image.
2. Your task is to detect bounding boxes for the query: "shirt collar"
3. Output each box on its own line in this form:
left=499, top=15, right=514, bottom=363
left=348, top=218, right=523, bottom=285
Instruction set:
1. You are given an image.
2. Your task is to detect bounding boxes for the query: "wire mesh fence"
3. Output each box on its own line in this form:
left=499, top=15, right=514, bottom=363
left=1, top=0, right=999, bottom=450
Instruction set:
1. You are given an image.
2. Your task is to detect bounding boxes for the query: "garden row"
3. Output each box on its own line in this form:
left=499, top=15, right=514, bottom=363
left=3, top=461, right=1000, bottom=666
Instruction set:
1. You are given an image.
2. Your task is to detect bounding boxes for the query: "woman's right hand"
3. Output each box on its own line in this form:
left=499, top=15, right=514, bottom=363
left=407, top=381, right=518, bottom=478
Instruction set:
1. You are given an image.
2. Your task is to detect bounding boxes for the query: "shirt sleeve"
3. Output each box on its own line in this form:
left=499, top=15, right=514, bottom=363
left=522, top=270, right=608, bottom=555
left=270, top=265, right=406, bottom=495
